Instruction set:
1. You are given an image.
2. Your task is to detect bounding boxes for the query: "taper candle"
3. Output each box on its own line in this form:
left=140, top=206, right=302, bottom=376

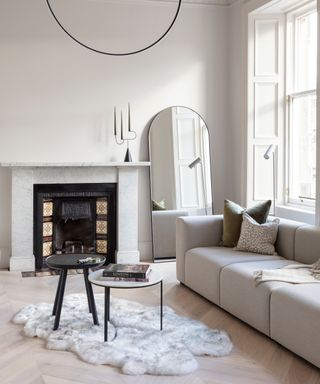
left=121, top=111, right=123, bottom=140
left=128, top=103, right=131, bottom=132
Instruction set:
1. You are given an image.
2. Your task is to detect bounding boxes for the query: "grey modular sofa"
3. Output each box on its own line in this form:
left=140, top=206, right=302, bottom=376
left=176, top=215, right=320, bottom=368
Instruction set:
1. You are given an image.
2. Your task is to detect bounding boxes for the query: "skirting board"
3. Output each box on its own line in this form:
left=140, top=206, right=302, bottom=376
left=10, top=256, right=35, bottom=272
left=138, top=241, right=153, bottom=262
left=116, top=250, right=140, bottom=264
left=0, top=247, right=10, bottom=269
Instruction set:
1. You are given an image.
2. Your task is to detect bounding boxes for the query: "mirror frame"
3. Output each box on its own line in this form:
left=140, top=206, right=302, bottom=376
left=46, top=0, right=182, bottom=56
left=148, top=106, right=214, bottom=262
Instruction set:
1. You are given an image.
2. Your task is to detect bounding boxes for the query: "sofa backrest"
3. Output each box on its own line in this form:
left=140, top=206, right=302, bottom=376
left=294, top=226, right=320, bottom=264
left=275, top=218, right=305, bottom=260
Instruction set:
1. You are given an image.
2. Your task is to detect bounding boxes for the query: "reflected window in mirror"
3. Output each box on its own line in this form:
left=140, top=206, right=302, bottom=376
left=149, top=107, right=213, bottom=261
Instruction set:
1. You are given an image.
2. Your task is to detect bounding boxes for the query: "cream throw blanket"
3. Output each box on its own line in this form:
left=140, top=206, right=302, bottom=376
left=254, top=259, right=320, bottom=286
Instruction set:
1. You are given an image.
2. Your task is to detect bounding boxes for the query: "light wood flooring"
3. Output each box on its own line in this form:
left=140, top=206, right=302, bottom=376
left=0, top=262, right=319, bottom=384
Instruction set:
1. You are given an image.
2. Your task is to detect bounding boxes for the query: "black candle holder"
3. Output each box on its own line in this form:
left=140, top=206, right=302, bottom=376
left=114, top=103, right=137, bottom=162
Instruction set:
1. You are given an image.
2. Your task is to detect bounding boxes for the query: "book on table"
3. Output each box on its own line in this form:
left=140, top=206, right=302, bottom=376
left=102, top=263, right=151, bottom=280
left=101, top=276, right=149, bottom=282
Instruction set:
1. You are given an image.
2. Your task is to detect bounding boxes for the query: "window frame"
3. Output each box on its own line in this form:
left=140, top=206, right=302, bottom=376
left=285, top=2, right=317, bottom=210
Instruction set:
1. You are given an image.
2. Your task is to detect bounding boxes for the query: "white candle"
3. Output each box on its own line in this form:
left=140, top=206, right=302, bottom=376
left=121, top=111, right=123, bottom=140
left=128, top=103, right=131, bottom=132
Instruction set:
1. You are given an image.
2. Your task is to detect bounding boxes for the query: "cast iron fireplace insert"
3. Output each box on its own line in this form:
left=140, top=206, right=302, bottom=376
left=33, top=183, right=117, bottom=270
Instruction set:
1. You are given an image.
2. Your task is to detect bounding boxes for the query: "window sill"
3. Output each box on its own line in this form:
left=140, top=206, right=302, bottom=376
left=275, top=205, right=315, bottom=225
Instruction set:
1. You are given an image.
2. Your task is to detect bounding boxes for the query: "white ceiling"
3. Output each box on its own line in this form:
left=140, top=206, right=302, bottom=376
left=255, top=0, right=316, bottom=13
left=143, top=0, right=240, bottom=6
left=184, top=0, right=239, bottom=4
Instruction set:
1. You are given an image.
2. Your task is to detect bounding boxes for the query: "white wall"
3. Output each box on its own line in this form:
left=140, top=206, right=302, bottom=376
left=150, top=108, right=176, bottom=209
left=0, top=0, right=229, bottom=267
left=316, top=0, right=320, bottom=225
left=227, top=0, right=273, bottom=206
left=227, top=0, right=246, bottom=205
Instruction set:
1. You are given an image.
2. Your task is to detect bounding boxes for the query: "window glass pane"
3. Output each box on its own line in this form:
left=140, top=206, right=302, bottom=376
left=289, top=94, right=316, bottom=202
left=295, top=11, right=317, bottom=91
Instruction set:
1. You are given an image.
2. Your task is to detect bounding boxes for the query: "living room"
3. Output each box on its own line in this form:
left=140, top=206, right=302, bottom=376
left=0, top=0, right=319, bottom=382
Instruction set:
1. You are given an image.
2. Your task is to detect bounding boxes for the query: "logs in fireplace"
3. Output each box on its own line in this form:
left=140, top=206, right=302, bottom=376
left=33, top=183, right=116, bottom=270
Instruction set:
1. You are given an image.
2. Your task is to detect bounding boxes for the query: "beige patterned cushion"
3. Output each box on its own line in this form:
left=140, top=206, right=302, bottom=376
left=235, top=213, right=280, bottom=255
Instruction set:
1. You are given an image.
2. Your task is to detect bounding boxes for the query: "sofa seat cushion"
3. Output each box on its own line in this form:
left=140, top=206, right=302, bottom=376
left=270, top=284, right=320, bottom=368
left=220, top=259, right=297, bottom=335
left=184, top=246, right=282, bottom=305
left=295, top=225, right=320, bottom=264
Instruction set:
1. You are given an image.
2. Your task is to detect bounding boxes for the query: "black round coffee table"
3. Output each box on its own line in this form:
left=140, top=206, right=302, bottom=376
left=46, top=254, right=106, bottom=331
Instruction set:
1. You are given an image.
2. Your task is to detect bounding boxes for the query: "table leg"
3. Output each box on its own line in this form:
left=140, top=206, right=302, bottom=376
left=53, top=269, right=68, bottom=330
left=52, top=270, right=63, bottom=316
left=104, top=287, right=110, bottom=342
left=83, top=269, right=99, bottom=325
left=160, top=280, right=163, bottom=331
left=107, top=287, right=110, bottom=321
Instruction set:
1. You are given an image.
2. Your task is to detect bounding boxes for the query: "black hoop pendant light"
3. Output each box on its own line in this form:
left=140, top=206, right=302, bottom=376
left=45, top=0, right=182, bottom=56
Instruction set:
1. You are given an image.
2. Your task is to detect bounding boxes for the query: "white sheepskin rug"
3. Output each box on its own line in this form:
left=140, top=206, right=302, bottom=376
left=13, top=294, right=233, bottom=376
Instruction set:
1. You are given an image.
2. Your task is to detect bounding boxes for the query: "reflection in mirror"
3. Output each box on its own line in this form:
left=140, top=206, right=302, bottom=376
left=47, top=0, right=181, bottom=55
left=149, top=107, right=213, bottom=260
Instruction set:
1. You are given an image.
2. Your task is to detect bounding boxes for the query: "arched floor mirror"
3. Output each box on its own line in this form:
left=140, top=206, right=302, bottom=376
left=149, top=106, right=213, bottom=261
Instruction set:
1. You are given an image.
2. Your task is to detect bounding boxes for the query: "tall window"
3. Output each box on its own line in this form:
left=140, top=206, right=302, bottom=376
left=287, top=6, right=317, bottom=207
left=247, top=2, right=317, bottom=218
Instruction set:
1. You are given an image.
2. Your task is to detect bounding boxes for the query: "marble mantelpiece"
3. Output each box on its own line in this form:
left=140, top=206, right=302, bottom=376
left=1, top=162, right=150, bottom=167
left=1, top=162, right=150, bottom=271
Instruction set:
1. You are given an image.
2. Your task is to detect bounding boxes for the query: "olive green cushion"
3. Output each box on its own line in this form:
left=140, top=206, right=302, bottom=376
left=152, top=199, right=166, bottom=211
left=221, top=199, right=271, bottom=247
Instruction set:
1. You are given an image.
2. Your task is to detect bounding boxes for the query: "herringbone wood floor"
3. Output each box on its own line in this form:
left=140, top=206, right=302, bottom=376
left=0, top=262, right=319, bottom=384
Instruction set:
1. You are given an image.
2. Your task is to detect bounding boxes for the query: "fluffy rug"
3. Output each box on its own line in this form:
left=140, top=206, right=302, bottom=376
left=13, top=294, right=233, bottom=376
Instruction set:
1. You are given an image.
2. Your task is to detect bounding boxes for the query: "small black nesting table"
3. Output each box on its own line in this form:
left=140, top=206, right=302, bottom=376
left=46, top=254, right=106, bottom=331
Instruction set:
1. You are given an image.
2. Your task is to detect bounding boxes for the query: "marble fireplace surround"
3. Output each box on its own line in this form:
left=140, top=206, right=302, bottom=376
left=1, top=162, right=150, bottom=272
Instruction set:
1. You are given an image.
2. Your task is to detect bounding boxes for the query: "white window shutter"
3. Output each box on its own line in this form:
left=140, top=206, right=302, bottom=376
left=247, top=13, right=285, bottom=210
left=171, top=107, right=203, bottom=212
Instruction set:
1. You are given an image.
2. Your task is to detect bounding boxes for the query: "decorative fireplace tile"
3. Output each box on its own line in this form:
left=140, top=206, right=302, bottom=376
left=43, top=222, right=53, bottom=237
left=96, top=220, right=107, bottom=235
left=96, top=199, right=108, bottom=215
left=43, top=241, right=52, bottom=257
left=96, top=240, right=107, bottom=254
left=43, top=201, right=53, bottom=217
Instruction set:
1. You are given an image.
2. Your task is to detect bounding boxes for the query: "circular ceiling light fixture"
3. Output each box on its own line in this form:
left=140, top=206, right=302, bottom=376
left=46, top=0, right=182, bottom=56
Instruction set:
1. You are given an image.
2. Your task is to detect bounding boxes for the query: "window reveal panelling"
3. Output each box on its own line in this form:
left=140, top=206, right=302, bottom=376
left=247, top=13, right=284, bottom=208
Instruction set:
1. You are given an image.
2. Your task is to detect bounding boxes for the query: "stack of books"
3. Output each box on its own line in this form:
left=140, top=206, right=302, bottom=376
left=102, top=263, right=151, bottom=282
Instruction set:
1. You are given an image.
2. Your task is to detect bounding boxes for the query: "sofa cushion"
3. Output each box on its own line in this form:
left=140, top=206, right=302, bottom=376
left=176, top=215, right=223, bottom=283
left=152, top=199, right=166, bottom=211
left=220, top=259, right=297, bottom=335
left=184, top=246, right=281, bottom=305
left=270, top=284, right=320, bottom=368
left=235, top=213, right=279, bottom=255
left=221, top=200, right=271, bottom=247
left=275, top=218, right=304, bottom=260
left=295, top=225, right=320, bottom=264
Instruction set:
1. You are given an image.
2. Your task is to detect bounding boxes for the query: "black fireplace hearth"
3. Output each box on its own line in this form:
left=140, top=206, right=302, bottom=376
left=33, top=183, right=117, bottom=270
